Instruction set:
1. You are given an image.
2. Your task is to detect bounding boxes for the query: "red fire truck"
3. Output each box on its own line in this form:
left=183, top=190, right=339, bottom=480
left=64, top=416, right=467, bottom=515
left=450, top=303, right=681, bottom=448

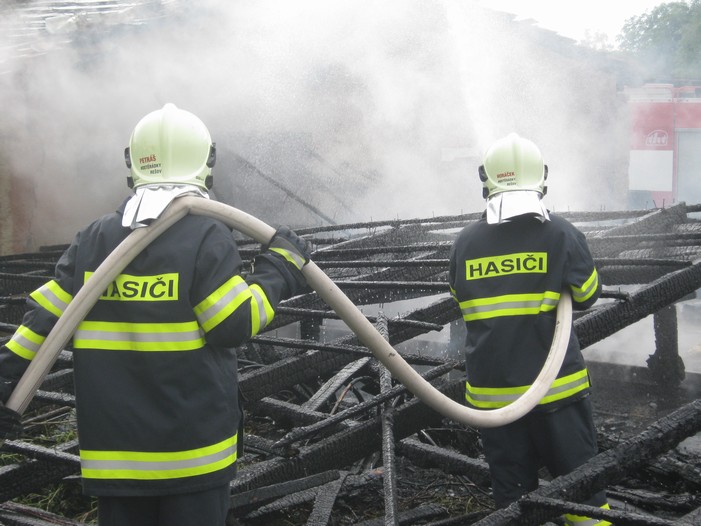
left=626, top=83, right=701, bottom=208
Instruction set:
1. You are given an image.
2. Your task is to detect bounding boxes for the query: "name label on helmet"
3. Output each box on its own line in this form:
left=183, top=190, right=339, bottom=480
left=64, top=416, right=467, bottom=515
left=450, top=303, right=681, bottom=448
left=496, top=171, right=517, bottom=188
left=85, top=272, right=179, bottom=301
left=139, top=154, right=162, bottom=175
left=464, top=252, right=547, bottom=280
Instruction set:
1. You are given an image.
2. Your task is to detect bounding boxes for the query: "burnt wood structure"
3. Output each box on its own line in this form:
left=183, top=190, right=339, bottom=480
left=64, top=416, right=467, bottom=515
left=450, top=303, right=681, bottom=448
left=0, top=203, right=700, bottom=525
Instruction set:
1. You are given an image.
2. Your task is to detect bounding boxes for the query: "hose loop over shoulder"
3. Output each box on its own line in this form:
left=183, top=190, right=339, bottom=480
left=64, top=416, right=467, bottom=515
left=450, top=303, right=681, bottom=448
left=7, top=197, right=572, bottom=427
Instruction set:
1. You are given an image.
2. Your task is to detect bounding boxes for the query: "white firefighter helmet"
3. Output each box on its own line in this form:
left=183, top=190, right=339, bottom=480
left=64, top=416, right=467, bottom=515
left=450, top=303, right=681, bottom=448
left=478, top=133, right=547, bottom=199
left=125, top=103, right=216, bottom=190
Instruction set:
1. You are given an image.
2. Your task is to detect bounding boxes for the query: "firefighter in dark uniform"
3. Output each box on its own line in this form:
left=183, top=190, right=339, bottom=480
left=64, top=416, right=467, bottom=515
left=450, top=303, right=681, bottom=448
left=448, top=133, right=611, bottom=525
left=0, top=103, right=312, bottom=526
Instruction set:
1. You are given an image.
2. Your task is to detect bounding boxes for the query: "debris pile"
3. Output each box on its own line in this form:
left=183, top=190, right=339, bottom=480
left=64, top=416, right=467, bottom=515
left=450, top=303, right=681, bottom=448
left=1, top=203, right=700, bottom=525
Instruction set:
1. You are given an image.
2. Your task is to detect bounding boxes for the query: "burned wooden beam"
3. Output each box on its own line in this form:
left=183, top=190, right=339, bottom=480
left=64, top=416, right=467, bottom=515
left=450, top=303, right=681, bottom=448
left=228, top=469, right=341, bottom=516
left=646, top=454, right=701, bottom=491
left=606, top=486, right=698, bottom=516
left=597, top=427, right=701, bottom=491
left=599, top=266, right=687, bottom=286
left=294, top=213, right=483, bottom=235
left=238, top=470, right=384, bottom=521
left=397, top=438, right=491, bottom=486
left=264, top=246, right=452, bottom=329
left=253, top=397, right=355, bottom=435
left=595, top=204, right=689, bottom=237
left=355, top=503, right=449, bottom=526
left=1, top=440, right=79, bottom=468
left=415, top=510, right=491, bottom=525
left=0, top=439, right=80, bottom=504
left=679, top=505, right=701, bottom=524
left=590, top=231, right=701, bottom=247
left=0, top=321, right=19, bottom=334
left=648, top=304, right=685, bottom=386
left=376, top=314, right=399, bottom=525
left=304, top=357, right=373, bottom=412
left=231, top=379, right=463, bottom=493
left=619, top=246, right=701, bottom=260
left=305, top=471, right=349, bottom=525
left=240, top=433, right=291, bottom=459
left=587, top=204, right=697, bottom=260
left=391, top=297, right=460, bottom=344
left=0, top=502, right=87, bottom=526
left=472, top=399, right=701, bottom=525
left=272, top=361, right=457, bottom=449
left=600, top=256, right=694, bottom=266
left=307, top=242, right=452, bottom=258
left=239, top=346, right=358, bottom=404
left=576, top=260, right=701, bottom=350
left=330, top=280, right=448, bottom=291
left=520, top=495, right=683, bottom=526
left=275, top=306, right=444, bottom=332
left=32, top=390, right=75, bottom=408
left=314, top=259, right=450, bottom=268
left=250, top=336, right=447, bottom=367
left=241, top=290, right=463, bottom=406
left=0, top=273, right=48, bottom=296
left=239, top=485, right=320, bottom=520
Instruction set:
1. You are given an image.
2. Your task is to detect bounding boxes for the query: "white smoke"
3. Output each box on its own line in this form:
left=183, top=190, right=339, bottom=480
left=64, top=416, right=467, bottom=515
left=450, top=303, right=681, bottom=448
left=0, top=0, right=629, bottom=250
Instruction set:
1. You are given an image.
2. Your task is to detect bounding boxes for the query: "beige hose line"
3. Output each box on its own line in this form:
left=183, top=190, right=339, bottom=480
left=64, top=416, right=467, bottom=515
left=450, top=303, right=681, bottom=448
left=6, top=196, right=572, bottom=427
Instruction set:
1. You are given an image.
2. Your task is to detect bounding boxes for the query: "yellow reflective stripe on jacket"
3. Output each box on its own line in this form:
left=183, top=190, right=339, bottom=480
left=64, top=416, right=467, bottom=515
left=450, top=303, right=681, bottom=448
left=80, top=434, right=237, bottom=480
left=466, top=369, right=590, bottom=408
left=73, top=321, right=205, bottom=351
left=249, top=284, right=274, bottom=336
left=269, top=247, right=305, bottom=271
left=564, top=503, right=612, bottom=526
left=194, top=275, right=252, bottom=333
left=29, top=280, right=72, bottom=318
left=571, top=268, right=599, bottom=304
left=6, top=325, right=45, bottom=360
left=458, top=291, right=560, bottom=321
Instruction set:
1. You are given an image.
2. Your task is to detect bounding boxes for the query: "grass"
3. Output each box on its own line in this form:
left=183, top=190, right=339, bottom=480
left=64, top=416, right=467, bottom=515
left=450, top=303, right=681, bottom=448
left=0, top=405, right=97, bottom=524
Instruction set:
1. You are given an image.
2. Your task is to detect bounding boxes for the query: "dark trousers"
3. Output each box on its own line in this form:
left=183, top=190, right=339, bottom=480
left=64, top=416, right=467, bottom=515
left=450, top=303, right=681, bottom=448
left=480, top=396, right=607, bottom=508
left=97, top=484, right=231, bottom=526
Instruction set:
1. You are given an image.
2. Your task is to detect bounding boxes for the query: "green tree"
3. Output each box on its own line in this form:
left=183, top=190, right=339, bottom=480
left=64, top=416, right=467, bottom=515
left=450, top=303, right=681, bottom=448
left=618, top=0, right=701, bottom=81
left=581, top=29, right=614, bottom=51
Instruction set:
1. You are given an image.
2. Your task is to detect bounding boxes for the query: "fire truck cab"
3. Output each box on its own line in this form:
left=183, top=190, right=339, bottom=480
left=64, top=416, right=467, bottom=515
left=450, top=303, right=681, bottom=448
left=626, top=83, right=701, bottom=209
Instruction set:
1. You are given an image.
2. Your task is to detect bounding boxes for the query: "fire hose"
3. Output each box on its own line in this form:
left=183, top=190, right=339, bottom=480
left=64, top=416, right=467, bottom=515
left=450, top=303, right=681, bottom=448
left=6, top=196, right=572, bottom=428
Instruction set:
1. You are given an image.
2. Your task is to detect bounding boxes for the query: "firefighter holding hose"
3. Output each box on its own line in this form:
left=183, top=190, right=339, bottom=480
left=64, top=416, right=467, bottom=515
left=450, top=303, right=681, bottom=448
left=448, top=133, right=611, bottom=524
left=0, top=103, right=311, bottom=526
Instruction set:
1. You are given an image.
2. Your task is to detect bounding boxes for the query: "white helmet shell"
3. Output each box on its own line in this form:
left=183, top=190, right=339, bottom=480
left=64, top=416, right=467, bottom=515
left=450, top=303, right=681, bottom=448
left=479, top=133, right=547, bottom=199
left=125, top=103, right=215, bottom=190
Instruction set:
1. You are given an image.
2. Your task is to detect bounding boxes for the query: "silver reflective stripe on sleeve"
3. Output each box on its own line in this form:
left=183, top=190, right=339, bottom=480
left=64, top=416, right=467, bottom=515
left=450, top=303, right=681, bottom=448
left=195, top=276, right=252, bottom=333
left=30, top=280, right=72, bottom=318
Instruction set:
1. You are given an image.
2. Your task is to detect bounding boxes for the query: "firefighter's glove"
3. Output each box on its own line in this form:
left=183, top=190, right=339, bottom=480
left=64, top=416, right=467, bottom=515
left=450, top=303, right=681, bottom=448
left=267, top=227, right=312, bottom=271
left=0, top=404, right=22, bottom=440
left=0, top=378, right=14, bottom=405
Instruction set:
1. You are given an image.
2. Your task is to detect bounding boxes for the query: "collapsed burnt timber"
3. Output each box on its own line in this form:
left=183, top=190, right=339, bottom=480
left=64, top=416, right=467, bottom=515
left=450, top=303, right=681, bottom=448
left=0, top=203, right=700, bottom=525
